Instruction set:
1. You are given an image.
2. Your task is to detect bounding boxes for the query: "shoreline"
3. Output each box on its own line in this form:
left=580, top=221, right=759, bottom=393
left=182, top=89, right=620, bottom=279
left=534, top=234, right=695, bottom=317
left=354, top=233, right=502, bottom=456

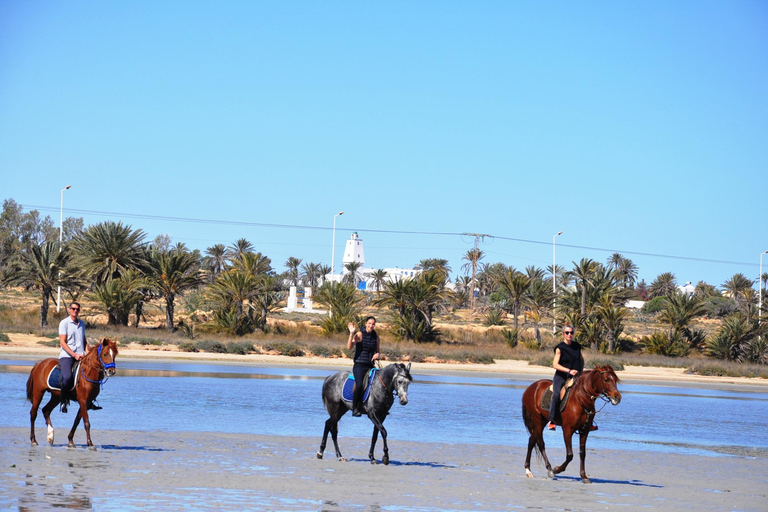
left=2, top=334, right=767, bottom=391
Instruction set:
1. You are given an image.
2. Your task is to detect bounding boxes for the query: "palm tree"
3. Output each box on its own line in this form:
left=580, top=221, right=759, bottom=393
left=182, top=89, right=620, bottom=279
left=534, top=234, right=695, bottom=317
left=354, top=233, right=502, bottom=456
left=207, top=267, right=261, bottom=334
left=148, top=247, right=203, bottom=331
left=616, top=257, right=638, bottom=288
left=498, top=269, right=530, bottom=330
left=300, top=262, right=323, bottom=289
left=284, top=256, right=302, bottom=286
left=119, top=267, right=154, bottom=328
left=375, top=274, right=445, bottom=342
left=342, top=261, right=364, bottom=287
left=606, top=253, right=623, bottom=271
left=721, top=273, right=754, bottom=315
left=567, top=258, right=599, bottom=317
left=706, top=313, right=757, bottom=362
left=418, top=258, right=451, bottom=280
left=370, top=268, right=389, bottom=295
left=4, top=241, right=79, bottom=326
left=90, top=277, right=142, bottom=326
left=596, top=292, right=628, bottom=353
left=203, top=244, right=228, bottom=282
left=315, top=281, right=363, bottom=333
left=71, top=221, right=147, bottom=284
left=658, top=291, right=706, bottom=344
left=647, top=272, right=677, bottom=298
left=524, top=278, right=554, bottom=346
left=227, top=238, right=254, bottom=261
left=461, top=248, right=484, bottom=310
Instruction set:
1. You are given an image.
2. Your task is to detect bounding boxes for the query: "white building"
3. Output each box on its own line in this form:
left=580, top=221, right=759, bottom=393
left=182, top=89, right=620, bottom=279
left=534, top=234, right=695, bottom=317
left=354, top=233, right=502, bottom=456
left=327, top=232, right=420, bottom=289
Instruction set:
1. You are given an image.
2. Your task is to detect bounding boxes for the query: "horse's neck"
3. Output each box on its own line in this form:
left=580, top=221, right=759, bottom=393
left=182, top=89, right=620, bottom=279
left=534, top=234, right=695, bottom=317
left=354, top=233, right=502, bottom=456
left=376, top=366, right=394, bottom=391
left=80, top=352, right=102, bottom=379
left=574, top=371, right=598, bottom=405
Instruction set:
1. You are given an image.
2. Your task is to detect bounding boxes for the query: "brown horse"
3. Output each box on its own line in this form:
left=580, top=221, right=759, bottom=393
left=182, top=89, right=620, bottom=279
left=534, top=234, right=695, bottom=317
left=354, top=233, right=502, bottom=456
left=522, top=364, right=621, bottom=483
left=26, top=338, right=118, bottom=448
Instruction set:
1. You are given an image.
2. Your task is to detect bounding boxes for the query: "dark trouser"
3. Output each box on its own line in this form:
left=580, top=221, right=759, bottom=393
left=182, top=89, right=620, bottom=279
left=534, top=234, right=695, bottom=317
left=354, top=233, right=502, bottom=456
left=60, top=356, right=76, bottom=392
left=352, top=363, right=373, bottom=411
left=548, top=373, right=567, bottom=423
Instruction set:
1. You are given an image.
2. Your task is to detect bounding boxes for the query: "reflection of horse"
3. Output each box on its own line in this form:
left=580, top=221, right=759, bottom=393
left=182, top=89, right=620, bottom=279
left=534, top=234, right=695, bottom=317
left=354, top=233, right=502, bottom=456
left=26, top=338, right=118, bottom=448
left=522, top=365, right=621, bottom=483
left=317, top=362, right=412, bottom=465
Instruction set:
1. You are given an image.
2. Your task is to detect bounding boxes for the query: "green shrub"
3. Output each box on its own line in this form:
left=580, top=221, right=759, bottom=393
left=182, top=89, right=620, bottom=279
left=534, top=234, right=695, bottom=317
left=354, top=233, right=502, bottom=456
left=309, top=344, right=342, bottom=357
left=226, top=341, right=255, bottom=355
left=482, top=309, right=506, bottom=327
left=178, top=342, right=198, bottom=352
left=123, top=336, right=163, bottom=346
left=502, top=328, right=518, bottom=349
left=640, top=296, right=666, bottom=314
left=0, top=333, right=10, bottom=342
left=528, top=354, right=553, bottom=368
left=194, top=340, right=228, bottom=353
left=37, top=339, right=60, bottom=347
left=638, top=331, right=691, bottom=357
left=262, top=342, right=305, bottom=357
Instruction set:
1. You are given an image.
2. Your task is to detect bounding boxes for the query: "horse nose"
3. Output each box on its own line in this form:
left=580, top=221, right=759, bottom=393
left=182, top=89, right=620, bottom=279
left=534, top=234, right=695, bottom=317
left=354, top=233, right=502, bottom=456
left=611, top=393, right=622, bottom=405
left=400, top=396, right=408, bottom=405
left=107, top=369, right=116, bottom=377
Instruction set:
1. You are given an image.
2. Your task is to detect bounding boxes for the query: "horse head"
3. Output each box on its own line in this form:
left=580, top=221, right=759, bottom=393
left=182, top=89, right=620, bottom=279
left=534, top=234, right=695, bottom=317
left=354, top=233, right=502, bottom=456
left=592, top=364, right=621, bottom=405
left=393, top=362, right=413, bottom=406
left=94, top=338, right=119, bottom=377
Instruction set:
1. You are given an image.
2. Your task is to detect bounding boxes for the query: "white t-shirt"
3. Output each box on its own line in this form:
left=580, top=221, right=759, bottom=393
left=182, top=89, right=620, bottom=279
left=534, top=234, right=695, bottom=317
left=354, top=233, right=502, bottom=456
left=59, top=316, right=86, bottom=359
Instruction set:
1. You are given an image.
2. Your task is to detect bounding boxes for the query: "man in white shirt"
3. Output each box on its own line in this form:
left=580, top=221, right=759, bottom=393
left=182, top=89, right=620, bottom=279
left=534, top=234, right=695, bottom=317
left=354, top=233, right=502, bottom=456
left=58, top=302, right=88, bottom=413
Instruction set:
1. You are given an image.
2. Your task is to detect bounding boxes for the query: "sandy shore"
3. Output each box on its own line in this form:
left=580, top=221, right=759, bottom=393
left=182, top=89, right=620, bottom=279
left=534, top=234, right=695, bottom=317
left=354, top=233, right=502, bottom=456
left=2, top=427, right=765, bottom=511
left=2, top=332, right=767, bottom=389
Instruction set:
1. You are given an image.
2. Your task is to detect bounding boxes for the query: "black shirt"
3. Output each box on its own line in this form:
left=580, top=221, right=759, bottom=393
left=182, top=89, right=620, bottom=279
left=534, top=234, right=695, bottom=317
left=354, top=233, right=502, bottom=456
left=354, top=329, right=378, bottom=365
left=553, top=341, right=583, bottom=379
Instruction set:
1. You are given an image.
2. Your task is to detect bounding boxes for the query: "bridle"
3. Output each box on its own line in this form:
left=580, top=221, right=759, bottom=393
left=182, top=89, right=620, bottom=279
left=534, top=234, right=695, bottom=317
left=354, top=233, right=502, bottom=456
left=79, top=344, right=116, bottom=386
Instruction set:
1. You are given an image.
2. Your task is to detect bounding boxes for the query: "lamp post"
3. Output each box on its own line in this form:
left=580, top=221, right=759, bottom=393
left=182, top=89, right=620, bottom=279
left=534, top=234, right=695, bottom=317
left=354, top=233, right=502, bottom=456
left=331, top=211, right=344, bottom=277
left=56, top=185, right=72, bottom=313
left=552, top=231, right=562, bottom=334
left=760, top=250, right=768, bottom=330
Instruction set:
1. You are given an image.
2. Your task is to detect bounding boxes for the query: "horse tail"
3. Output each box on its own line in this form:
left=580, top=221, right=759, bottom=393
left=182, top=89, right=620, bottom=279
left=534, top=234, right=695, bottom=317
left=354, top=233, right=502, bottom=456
left=26, top=364, right=36, bottom=403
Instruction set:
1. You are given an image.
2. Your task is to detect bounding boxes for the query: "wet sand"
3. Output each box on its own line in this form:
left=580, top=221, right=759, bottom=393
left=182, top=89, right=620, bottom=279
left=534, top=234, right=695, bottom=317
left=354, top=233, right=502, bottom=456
left=2, top=427, right=766, bottom=511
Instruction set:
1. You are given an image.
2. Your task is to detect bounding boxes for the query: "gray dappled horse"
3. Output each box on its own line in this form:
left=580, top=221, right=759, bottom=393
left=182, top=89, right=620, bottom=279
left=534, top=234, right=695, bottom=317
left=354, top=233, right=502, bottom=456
left=317, top=362, right=412, bottom=465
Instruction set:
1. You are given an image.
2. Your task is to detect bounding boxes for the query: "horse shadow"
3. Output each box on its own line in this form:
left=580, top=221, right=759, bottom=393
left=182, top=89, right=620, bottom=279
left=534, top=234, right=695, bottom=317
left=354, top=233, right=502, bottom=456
left=553, top=475, right=663, bottom=488
left=98, top=445, right=172, bottom=452
left=345, top=458, right=455, bottom=469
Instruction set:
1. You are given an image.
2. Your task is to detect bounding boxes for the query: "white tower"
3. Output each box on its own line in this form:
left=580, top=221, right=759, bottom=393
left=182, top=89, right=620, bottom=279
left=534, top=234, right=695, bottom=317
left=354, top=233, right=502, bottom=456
left=342, top=232, right=365, bottom=273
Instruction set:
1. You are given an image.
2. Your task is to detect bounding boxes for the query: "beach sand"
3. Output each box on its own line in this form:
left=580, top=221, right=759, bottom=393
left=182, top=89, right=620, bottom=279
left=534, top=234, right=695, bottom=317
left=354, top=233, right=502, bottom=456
left=2, top=427, right=766, bottom=511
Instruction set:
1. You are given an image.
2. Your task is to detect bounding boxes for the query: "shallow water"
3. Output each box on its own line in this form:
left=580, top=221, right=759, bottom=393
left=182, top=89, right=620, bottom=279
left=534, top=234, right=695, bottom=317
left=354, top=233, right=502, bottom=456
left=2, top=357, right=767, bottom=458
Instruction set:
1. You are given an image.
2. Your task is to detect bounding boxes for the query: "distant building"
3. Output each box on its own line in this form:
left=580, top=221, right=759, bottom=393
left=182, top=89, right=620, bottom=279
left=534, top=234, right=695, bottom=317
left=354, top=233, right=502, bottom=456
left=677, top=281, right=695, bottom=297
left=326, top=232, right=420, bottom=289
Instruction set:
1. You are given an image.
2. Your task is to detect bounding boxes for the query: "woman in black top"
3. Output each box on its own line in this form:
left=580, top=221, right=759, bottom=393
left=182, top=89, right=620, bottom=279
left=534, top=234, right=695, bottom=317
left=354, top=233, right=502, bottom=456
left=548, top=325, right=587, bottom=431
left=347, top=316, right=381, bottom=416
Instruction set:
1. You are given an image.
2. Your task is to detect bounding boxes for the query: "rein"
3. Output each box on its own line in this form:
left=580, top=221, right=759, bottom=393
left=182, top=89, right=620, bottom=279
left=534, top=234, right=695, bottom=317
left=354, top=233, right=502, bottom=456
left=79, top=344, right=115, bottom=386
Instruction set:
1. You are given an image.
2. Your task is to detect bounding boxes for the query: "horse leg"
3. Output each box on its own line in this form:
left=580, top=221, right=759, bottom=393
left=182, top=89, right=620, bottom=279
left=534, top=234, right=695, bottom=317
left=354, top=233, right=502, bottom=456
left=328, top=418, right=344, bottom=461
left=369, top=412, right=389, bottom=465
left=42, top=394, right=60, bottom=446
left=29, top=386, right=47, bottom=446
left=318, top=417, right=338, bottom=460
left=579, top=431, right=591, bottom=483
left=368, top=426, right=379, bottom=463
left=553, top=428, right=575, bottom=475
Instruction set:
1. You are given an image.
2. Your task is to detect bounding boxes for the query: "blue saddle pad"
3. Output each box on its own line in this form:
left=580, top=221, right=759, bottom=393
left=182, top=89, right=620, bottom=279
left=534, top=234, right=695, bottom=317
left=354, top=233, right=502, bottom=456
left=342, top=368, right=377, bottom=403
left=47, top=364, right=78, bottom=390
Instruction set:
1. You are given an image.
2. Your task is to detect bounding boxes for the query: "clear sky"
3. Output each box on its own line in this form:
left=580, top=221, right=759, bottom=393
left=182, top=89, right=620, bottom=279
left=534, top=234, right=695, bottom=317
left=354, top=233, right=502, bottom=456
left=1, top=1, right=767, bottom=288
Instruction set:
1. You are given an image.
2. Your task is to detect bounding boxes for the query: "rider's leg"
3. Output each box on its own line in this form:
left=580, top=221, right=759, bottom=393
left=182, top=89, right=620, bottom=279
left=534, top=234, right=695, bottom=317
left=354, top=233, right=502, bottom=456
left=59, top=356, right=75, bottom=413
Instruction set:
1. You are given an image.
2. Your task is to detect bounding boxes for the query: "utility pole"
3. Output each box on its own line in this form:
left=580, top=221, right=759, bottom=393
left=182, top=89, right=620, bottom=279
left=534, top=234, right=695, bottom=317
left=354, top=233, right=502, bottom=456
left=462, top=233, right=490, bottom=310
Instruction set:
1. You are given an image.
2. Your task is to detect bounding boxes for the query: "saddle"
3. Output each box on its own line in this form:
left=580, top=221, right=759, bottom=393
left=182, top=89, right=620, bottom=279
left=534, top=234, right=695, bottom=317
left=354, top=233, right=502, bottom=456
left=342, top=368, right=377, bottom=404
left=46, top=362, right=80, bottom=392
left=540, top=377, right=575, bottom=412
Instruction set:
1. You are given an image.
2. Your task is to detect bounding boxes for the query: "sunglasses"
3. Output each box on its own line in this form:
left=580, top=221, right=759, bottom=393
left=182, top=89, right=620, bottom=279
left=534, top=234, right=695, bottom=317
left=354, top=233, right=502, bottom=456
left=70, top=307, right=80, bottom=311
left=563, top=331, right=574, bottom=335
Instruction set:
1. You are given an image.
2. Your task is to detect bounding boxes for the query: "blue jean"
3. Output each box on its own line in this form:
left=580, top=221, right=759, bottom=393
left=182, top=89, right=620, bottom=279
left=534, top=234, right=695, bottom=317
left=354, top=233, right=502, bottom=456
left=548, top=373, right=567, bottom=422
left=60, top=356, right=76, bottom=391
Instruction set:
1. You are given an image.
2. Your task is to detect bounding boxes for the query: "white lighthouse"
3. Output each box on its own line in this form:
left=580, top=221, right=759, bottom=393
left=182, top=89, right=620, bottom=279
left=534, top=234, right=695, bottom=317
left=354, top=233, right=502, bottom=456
left=342, top=231, right=365, bottom=271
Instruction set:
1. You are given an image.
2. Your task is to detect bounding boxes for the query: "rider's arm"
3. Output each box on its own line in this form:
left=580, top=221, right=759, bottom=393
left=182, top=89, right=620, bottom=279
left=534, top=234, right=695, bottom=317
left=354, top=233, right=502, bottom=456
left=552, top=348, right=577, bottom=375
left=59, top=334, right=80, bottom=360
left=346, top=323, right=359, bottom=350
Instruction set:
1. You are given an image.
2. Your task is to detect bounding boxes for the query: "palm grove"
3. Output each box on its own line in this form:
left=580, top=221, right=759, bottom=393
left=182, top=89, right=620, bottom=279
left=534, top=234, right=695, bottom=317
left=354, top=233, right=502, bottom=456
left=1, top=199, right=766, bottom=365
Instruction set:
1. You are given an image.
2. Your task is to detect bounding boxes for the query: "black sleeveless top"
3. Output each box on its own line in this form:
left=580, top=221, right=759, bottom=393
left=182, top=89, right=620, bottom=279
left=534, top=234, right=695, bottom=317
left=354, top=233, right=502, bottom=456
left=553, top=341, right=583, bottom=379
left=354, top=329, right=378, bottom=365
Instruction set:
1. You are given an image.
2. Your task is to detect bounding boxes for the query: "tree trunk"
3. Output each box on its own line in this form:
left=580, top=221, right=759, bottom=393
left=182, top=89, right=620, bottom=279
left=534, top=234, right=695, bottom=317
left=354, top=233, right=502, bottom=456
left=607, top=330, right=615, bottom=353
left=581, top=284, right=587, bottom=317
left=40, top=290, right=50, bottom=327
left=165, top=294, right=175, bottom=331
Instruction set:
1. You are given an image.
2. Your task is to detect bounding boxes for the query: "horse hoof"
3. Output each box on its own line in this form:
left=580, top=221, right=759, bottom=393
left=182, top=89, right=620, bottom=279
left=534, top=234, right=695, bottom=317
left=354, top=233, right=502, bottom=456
left=338, top=457, right=346, bottom=463
left=87, top=445, right=97, bottom=451
left=31, top=441, right=38, bottom=447
left=383, top=456, right=389, bottom=466
left=67, top=443, right=76, bottom=449
left=370, top=459, right=377, bottom=465
left=316, top=452, right=323, bottom=459
left=547, top=469, right=555, bottom=479
left=582, top=478, right=591, bottom=484
left=525, top=469, right=534, bottom=478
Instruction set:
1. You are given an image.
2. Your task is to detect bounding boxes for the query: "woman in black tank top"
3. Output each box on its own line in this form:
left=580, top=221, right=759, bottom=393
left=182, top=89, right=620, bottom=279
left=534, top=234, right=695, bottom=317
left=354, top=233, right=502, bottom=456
left=547, top=325, right=597, bottom=432
left=347, top=316, right=381, bottom=416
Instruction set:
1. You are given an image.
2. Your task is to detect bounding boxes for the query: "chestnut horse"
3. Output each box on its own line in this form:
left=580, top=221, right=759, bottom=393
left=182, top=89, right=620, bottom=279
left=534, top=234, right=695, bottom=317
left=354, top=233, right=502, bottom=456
left=26, top=338, right=118, bottom=448
left=522, top=364, right=621, bottom=483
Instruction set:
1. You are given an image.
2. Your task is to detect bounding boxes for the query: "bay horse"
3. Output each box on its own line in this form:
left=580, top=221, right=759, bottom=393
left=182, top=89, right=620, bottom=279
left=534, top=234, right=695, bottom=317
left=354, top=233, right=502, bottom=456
left=26, top=338, right=118, bottom=448
left=522, top=364, right=621, bottom=483
left=317, top=362, right=412, bottom=465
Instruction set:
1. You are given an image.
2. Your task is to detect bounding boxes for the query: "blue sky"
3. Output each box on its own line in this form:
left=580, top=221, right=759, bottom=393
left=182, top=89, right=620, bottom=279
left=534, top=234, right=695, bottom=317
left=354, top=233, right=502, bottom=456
left=1, top=1, right=767, bottom=288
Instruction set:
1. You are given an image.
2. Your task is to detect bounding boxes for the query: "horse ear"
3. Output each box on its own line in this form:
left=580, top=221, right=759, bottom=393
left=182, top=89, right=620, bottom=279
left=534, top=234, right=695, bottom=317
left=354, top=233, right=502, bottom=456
left=406, top=362, right=411, bottom=372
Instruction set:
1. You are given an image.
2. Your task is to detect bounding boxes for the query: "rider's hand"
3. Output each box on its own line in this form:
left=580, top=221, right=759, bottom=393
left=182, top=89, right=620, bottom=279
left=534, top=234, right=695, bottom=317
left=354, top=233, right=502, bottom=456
left=347, top=322, right=356, bottom=335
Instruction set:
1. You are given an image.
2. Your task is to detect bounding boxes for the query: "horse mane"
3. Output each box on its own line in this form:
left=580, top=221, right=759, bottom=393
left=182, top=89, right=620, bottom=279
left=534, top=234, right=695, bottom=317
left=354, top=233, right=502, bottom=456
left=381, top=362, right=413, bottom=382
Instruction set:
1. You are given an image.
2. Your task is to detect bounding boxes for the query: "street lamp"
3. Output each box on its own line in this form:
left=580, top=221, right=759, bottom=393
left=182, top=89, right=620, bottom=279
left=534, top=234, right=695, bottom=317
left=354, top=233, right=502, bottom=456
left=553, top=231, right=562, bottom=334
left=760, top=250, right=768, bottom=330
left=56, top=185, right=72, bottom=312
left=331, top=211, right=344, bottom=277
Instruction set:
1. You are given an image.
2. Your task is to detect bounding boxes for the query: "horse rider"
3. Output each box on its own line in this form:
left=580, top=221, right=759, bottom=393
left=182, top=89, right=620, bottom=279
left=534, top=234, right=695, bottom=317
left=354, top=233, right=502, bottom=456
left=548, top=324, right=597, bottom=431
left=347, top=316, right=381, bottom=416
left=58, top=301, right=102, bottom=413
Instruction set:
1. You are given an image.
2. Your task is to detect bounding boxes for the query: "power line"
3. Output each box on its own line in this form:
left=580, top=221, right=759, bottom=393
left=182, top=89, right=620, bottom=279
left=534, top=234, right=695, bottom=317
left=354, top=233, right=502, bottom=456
left=21, top=203, right=757, bottom=267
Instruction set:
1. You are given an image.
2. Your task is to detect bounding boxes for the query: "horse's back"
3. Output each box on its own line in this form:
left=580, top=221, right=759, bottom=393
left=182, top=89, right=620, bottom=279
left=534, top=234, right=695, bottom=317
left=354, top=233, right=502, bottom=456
left=522, top=379, right=552, bottom=413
